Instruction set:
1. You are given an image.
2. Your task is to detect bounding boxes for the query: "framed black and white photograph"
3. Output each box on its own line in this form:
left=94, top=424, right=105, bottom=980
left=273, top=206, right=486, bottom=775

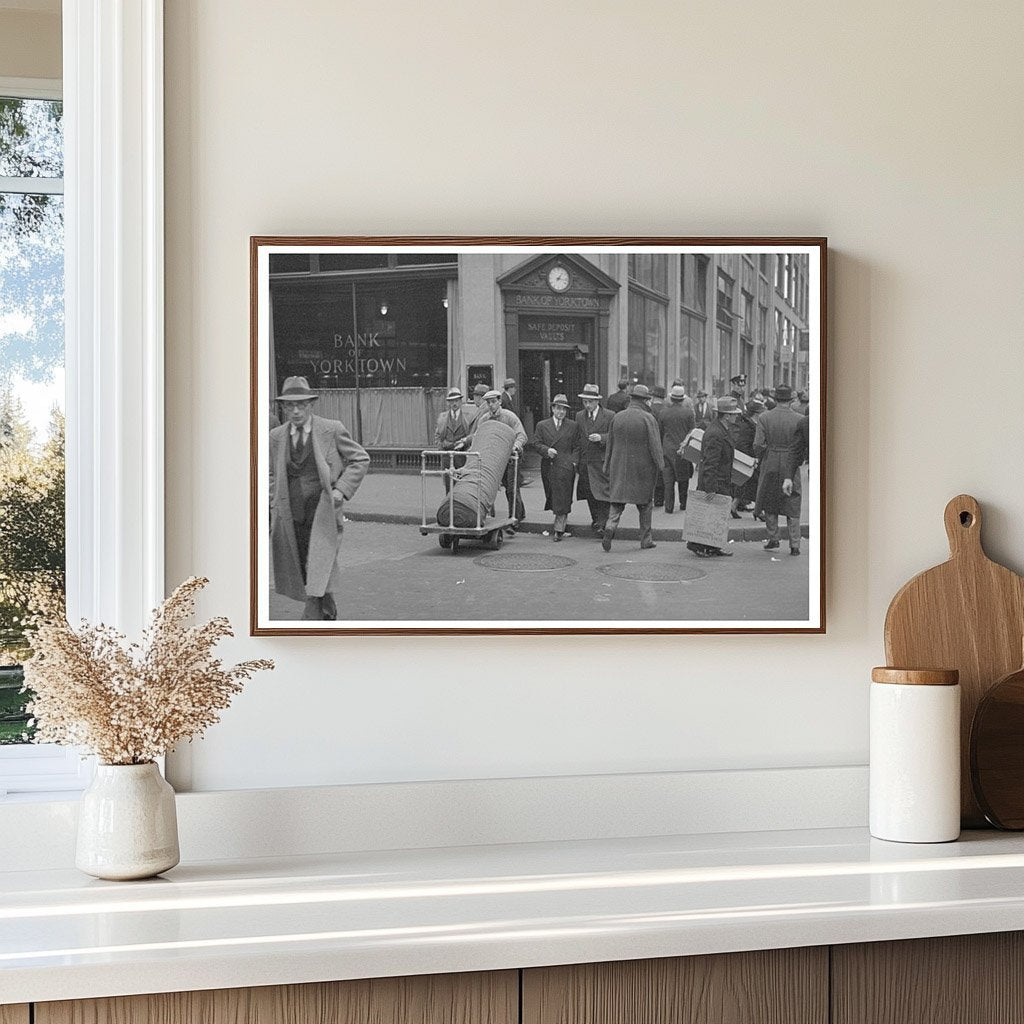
left=250, top=237, right=826, bottom=635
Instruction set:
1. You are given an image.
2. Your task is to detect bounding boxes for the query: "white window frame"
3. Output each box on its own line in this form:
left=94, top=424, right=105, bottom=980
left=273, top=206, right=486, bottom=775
left=0, top=1, right=164, bottom=797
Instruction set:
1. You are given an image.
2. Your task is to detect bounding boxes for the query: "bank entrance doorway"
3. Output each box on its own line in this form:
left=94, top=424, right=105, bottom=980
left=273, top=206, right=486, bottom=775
left=519, top=348, right=589, bottom=440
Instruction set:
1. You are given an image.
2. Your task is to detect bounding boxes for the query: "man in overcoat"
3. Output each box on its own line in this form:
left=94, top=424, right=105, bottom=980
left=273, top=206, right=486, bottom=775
left=604, top=377, right=631, bottom=413
left=754, top=383, right=806, bottom=555
left=574, top=383, right=614, bottom=537
left=658, top=384, right=696, bottom=514
left=687, top=395, right=743, bottom=558
left=693, top=389, right=712, bottom=429
left=530, top=394, right=581, bottom=540
left=433, top=386, right=477, bottom=493
left=602, top=384, right=663, bottom=552
left=270, top=376, right=370, bottom=620
left=729, top=400, right=759, bottom=518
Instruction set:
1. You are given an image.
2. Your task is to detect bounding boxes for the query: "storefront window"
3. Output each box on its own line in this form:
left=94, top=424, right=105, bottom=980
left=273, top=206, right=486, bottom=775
left=271, top=273, right=449, bottom=390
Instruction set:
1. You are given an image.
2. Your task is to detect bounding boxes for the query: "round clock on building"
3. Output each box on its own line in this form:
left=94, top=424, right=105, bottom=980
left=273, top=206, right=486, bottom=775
left=547, top=265, right=571, bottom=292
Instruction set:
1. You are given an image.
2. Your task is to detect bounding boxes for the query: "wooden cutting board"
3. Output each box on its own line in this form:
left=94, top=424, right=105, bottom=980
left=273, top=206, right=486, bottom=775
left=884, top=494, right=1024, bottom=827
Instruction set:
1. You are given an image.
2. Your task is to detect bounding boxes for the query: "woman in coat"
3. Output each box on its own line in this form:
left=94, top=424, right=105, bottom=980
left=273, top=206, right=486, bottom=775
left=529, top=394, right=581, bottom=540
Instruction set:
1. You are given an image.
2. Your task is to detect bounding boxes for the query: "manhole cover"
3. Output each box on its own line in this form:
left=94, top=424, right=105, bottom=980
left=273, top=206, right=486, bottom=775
left=598, top=563, right=707, bottom=583
left=474, top=553, right=577, bottom=572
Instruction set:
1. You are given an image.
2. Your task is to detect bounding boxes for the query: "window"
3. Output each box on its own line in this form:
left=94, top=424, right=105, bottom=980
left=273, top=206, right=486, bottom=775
left=716, top=270, right=734, bottom=327
left=0, top=90, right=65, bottom=751
left=679, top=311, right=705, bottom=396
left=695, top=256, right=709, bottom=314
left=741, top=290, right=753, bottom=339
left=627, top=288, right=666, bottom=389
left=628, top=253, right=668, bottom=295
left=270, top=272, right=449, bottom=391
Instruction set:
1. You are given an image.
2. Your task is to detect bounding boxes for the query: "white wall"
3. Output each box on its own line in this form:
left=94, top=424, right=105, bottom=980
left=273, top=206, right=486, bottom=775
left=164, top=0, right=1024, bottom=792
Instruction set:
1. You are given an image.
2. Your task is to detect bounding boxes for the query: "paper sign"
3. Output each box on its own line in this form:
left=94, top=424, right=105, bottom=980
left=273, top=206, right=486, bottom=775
left=682, top=490, right=732, bottom=548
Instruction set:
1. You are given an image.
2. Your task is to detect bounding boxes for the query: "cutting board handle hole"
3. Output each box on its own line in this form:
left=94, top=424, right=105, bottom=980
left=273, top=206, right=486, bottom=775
left=960, top=511, right=974, bottom=527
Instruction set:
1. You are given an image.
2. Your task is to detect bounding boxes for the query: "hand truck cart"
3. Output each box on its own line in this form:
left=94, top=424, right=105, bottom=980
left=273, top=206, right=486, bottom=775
left=419, top=449, right=520, bottom=555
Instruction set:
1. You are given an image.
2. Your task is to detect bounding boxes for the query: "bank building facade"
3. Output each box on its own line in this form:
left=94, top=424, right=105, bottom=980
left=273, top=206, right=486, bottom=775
left=269, top=249, right=810, bottom=455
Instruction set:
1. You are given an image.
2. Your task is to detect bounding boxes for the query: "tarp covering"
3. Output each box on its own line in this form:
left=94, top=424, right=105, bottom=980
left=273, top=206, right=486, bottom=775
left=435, top=419, right=515, bottom=525
left=312, top=388, right=446, bottom=447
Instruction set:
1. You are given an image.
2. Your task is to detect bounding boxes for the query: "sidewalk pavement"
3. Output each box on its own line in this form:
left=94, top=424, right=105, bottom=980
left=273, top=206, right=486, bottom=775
left=345, top=467, right=810, bottom=543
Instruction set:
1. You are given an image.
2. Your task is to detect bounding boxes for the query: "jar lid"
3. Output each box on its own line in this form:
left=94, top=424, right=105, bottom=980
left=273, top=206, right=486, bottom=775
left=871, top=667, right=959, bottom=686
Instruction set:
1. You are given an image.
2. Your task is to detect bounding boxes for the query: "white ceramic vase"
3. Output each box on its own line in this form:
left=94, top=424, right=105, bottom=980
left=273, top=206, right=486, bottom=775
left=76, top=762, right=180, bottom=880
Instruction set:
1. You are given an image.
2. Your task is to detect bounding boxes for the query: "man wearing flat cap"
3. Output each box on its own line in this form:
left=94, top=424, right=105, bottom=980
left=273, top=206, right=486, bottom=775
left=433, top=386, right=478, bottom=494
left=602, top=384, right=663, bottom=552
left=470, top=389, right=528, bottom=533
left=270, top=376, right=370, bottom=620
left=575, top=383, right=614, bottom=536
left=529, top=394, right=581, bottom=540
left=754, top=383, right=806, bottom=556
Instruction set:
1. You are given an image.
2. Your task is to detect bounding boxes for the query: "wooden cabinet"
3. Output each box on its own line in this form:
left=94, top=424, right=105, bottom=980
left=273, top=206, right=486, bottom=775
left=522, top=948, right=828, bottom=1024
left=14, top=933, right=1024, bottom=1024
left=34, top=971, right=518, bottom=1024
left=832, top=932, right=1024, bottom=1024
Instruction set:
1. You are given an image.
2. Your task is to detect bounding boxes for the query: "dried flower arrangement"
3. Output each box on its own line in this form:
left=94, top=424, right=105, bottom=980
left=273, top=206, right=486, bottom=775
left=22, top=577, right=273, bottom=765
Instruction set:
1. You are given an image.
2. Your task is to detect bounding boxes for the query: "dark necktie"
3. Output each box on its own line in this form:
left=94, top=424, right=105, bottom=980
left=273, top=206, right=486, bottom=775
left=294, top=429, right=305, bottom=457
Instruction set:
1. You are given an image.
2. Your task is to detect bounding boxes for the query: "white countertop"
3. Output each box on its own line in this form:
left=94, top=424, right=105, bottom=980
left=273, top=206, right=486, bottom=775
left=4, top=826, right=1024, bottom=1004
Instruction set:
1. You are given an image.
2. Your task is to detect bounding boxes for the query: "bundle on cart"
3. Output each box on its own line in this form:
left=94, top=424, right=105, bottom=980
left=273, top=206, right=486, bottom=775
left=435, top=418, right=515, bottom=527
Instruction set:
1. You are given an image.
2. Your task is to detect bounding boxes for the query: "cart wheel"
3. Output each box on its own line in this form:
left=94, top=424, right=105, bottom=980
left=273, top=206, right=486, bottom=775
left=439, top=534, right=452, bottom=549
left=450, top=537, right=460, bottom=555
left=489, top=529, right=504, bottom=550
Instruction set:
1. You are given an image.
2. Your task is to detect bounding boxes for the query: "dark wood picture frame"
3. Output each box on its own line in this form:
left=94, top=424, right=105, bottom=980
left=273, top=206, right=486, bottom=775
left=250, top=236, right=827, bottom=636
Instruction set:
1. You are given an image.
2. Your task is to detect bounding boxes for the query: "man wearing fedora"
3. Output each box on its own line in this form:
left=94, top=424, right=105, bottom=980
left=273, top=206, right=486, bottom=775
left=658, top=384, right=696, bottom=514
left=687, top=395, right=743, bottom=558
left=433, top=385, right=478, bottom=494
left=574, top=383, right=614, bottom=537
left=529, top=394, right=581, bottom=541
left=602, top=384, right=663, bottom=552
left=471, top=382, right=489, bottom=409
left=500, top=377, right=519, bottom=413
left=269, top=376, right=370, bottom=620
left=754, top=383, right=805, bottom=555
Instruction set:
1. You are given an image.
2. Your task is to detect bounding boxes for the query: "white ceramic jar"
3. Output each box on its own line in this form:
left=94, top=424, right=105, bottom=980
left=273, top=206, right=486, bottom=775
left=76, top=762, right=180, bottom=880
left=870, top=667, right=961, bottom=843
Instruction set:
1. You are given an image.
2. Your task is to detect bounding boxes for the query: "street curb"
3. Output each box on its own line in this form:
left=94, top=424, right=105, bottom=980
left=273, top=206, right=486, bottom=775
left=345, top=510, right=810, bottom=543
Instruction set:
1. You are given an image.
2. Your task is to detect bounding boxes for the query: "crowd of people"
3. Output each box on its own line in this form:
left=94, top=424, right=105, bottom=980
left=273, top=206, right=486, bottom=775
left=268, top=370, right=811, bottom=621
left=432, top=371, right=811, bottom=558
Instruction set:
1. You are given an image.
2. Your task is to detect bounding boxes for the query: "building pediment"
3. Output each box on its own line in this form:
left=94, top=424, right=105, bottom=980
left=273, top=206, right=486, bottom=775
left=496, top=253, right=620, bottom=296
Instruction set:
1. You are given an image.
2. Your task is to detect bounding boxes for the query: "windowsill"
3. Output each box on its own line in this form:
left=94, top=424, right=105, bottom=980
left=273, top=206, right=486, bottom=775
left=4, top=826, right=1024, bottom=1005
